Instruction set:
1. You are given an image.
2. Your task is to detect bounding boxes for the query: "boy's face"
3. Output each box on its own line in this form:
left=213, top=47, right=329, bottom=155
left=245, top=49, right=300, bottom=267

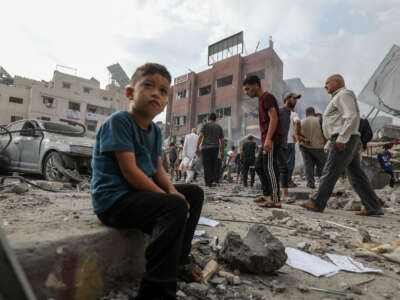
left=126, top=73, right=170, bottom=118
left=243, top=83, right=258, bottom=98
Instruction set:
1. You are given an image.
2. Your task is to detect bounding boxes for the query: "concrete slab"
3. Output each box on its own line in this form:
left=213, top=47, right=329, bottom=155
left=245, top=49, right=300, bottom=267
left=288, top=187, right=311, bottom=200
left=0, top=189, right=147, bottom=300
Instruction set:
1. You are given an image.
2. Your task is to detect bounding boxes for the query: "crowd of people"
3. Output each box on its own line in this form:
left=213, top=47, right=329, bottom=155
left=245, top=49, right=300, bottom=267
left=89, top=62, right=392, bottom=299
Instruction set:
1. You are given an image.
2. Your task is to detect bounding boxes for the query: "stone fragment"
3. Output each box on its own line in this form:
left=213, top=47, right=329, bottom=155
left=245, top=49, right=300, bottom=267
left=344, top=199, right=362, bottom=211
left=219, top=225, right=287, bottom=274
left=272, top=280, right=286, bottom=293
left=9, top=183, right=29, bottom=194
left=349, top=286, right=363, bottom=295
left=184, top=282, right=209, bottom=297
left=202, top=260, right=218, bottom=280
left=383, top=248, right=400, bottom=264
left=271, top=209, right=289, bottom=220
left=216, top=284, right=227, bottom=295
left=296, top=241, right=310, bottom=251
left=297, top=284, right=309, bottom=293
left=355, top=228, right=372, bottom=244
left=209, top=277, right=227, bottom=286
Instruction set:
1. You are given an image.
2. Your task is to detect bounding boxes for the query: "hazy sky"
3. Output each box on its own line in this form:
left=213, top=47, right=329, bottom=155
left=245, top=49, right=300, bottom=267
left=2, top=0, right=400, bottom=120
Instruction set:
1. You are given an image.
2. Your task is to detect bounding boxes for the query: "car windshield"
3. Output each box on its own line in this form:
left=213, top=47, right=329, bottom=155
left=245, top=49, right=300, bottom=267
left=43, top=121, right=85, bottom=137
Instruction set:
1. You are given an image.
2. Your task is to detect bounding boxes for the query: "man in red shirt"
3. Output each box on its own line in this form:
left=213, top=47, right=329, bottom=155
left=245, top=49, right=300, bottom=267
left=243, top=75, right=283, bottom=208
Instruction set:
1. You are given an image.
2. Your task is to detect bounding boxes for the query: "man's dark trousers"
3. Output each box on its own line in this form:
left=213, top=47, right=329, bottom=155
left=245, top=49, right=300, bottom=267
left=97, top=184, right=204, bottom=299
left=255, top=143, right=281, bottom=202
left=201, top=147, right=219, bottom=186
left=312, top=135, right=381, bottom=213
left=300, top=146, right=327, bottom=188
left=277, top=146, right=289, bottom=189
left=242, top=159, right=255, bottom=187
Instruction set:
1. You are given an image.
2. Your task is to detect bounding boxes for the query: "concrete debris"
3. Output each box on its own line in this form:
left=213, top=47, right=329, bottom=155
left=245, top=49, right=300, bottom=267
left=297, top=284, right=310, bottom=293
left=183, top=282, right=209, bottom=297
left=296, top=241, right=311, bottom=252
left=219, top=224, right=287, bottom=274
left=355, top=228, right=373, bottom=244
left=5, top=182, right=30, bottom=194
left=344, top=199, right=362, bottom=211
left=271, top=209, right=289, bottom=220
left=202, top=260, right=218, bottom=280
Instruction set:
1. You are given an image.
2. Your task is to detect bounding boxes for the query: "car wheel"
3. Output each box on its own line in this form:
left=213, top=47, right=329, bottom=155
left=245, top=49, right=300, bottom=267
left=44, top=152, right=64, bottom=181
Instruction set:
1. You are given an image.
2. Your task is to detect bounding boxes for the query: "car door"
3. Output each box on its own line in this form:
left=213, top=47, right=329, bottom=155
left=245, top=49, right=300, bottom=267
left=3, top=121, right=25, bottom=170
left=17, top=121, right=43, bottom=172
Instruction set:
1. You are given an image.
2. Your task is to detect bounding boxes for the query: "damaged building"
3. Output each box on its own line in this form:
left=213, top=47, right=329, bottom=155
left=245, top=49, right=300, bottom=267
left=165, top=32, right=331, bottom=143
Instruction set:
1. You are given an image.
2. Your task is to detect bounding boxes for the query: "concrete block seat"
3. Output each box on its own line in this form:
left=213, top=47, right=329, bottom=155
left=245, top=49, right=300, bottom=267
left=0, top=188, right=146, bottom=300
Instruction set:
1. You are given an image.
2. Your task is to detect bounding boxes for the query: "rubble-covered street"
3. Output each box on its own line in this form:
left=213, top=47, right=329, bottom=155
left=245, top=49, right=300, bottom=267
left=1, top=175, right=400, bottom=300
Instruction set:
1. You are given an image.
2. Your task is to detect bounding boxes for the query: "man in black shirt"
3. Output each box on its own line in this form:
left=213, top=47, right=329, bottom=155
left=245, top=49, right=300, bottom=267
left=196, top=113, right=225, bottom=187
left=241, top=135, right=257, bottom=187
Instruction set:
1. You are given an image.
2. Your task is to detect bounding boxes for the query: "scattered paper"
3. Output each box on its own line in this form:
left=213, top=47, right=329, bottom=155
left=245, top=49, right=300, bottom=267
left=194, top=230, right=206, bottom=237
left=285, top=247, right=339, bottom=277
left=327, top=253, right=383, bottom=274
left=198, top=217, right=219, bottom=227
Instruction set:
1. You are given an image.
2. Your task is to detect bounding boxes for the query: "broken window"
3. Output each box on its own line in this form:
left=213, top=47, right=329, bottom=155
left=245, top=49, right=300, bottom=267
left=216, top=108, right=224, bottom=119
left=176, top=89, right=188, bottom=100
left=42, top=96, right=54, bottom=107
left=246, top=69, right=265, bottom=80
left=199, top=85, right=211, bottom=96
left=197, top=114, right=209, bottom=124
left=83, top=87, right=92, bottom=94
left=174, top=116, right=187, bottom=126
left=40, top=116, right=51, bottom=121
left=87, top=104, right=97, bottom=114
left=223, top=107, right=231, bottom=117
left=62, top=82, right=71, bottom=89
left=9, top=96, right=23, bottom=104
left=216, top=75, right=233, bottom=88
left=68, top=101, right=80, bottom=111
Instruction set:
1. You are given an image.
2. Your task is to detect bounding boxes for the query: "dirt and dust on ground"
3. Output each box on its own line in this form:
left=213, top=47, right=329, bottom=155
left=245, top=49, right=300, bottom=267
left=1, top=174, right=400, bottom=300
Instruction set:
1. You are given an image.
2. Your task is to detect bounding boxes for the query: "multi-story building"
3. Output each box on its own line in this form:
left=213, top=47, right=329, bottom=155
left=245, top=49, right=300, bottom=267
left=0, top=67, right=128, bottom=134
left=165, top=38, right=284, bottom=143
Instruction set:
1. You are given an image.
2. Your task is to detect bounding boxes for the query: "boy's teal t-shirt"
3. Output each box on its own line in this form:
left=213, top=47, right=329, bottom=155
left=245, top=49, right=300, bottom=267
left=90, top=111, right=162, bottom=214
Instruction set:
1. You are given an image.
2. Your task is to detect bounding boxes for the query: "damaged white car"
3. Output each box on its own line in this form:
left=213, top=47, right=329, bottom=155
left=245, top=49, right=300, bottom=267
left=0, top=119, right=94, bottom=182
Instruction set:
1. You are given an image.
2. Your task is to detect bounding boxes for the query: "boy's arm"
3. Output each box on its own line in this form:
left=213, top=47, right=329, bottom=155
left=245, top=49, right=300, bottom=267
left=265, top=107, right=278, bottom=152
left=115, top=151, right=166, bottom=194
left=196, top=132, right=204, bottom=155
left=154, top=156, right=178, bottom=194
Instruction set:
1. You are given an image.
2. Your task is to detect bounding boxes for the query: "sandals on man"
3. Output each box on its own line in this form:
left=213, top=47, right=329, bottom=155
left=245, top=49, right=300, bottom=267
left=253, top=195, right=270, bottom=203
left=258, top=201, right=282, bottom=209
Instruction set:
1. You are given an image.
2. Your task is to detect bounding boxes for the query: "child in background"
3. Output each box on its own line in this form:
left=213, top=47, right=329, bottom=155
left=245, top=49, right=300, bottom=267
left=168, top=142, right=179, bottom=181
left=377, top=144, right=395, bottom=187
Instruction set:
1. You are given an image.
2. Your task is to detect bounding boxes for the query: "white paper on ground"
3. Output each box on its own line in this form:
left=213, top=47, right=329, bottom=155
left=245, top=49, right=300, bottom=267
left=285, top=248, right=340, bottom=277
left=198, top=217, right=219, bottom=227
left=327, top=253, right=383, bottom=274
left=194, top=230, right=206, bottom=237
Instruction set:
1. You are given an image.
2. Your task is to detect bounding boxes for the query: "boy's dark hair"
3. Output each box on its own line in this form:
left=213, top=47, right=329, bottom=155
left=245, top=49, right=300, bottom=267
left=131, top=63, right=171, bottom=86
left=231, top=146, right=235, bottom=150
left=248, top=135, right=254, bottom=140
left=169, top=142, right=175, bottom=147
left=209, top=113, right=217, bottom=121
left=383, top=144, right=390, bottom=150
left=306, top=107, right=315, bottom=115
left=243, top=75, right=261, bottom=88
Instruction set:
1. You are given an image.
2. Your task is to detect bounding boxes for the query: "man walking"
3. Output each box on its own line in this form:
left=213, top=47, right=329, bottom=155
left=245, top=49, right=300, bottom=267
left=296, top=106, right=327, bottom=189
left=183, top=128, right=199, bottom=183
left=243, top=75, right=283, bottom=208
left=241, top=135, right=257, bottom=187
left=279, top=92, right=300, bottom=201
left=196, top=113, right=224, bottom=187
left=300, top=74, right=383, bottom=216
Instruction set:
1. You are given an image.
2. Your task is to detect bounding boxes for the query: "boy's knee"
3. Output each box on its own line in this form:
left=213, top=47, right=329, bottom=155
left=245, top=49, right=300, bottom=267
left=169, top=195, right=188, bottom=216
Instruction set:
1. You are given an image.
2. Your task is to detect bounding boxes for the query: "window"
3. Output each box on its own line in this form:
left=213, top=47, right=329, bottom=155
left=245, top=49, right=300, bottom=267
left=10, top=116, right=23, bottom=122
left=174, top=116, right=187, bottom=126
left=246, top=69, right=265, bottom=80
left=87, top=104, right=97, bottom=114
left=63, top=82, right=71, bottom=89
left=9, top=96, right=23, bottom=104
left=176, top=89, right=187, bottom=100
left=42, top=96, right=54, bottom=107
left=216, top=75, right=233, bottom=88
left=83, top=87, right=92, bottom=94
left=216, top=107, right=232, bottom=119
left=197, top=114, right=209, bottom=124
left=223, top=107, right=231, bottom=117
left=199, top=85, right=211, bottom=96
left=39, top=116, right=51, bottom=121
left=102, top=96, right=111, bottom=101
left=68, top=101, right=80, bottom=111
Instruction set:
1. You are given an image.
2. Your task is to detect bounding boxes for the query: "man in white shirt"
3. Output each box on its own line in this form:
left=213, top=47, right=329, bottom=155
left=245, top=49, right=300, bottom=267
left=286, top=101, right=300, bottom=187
left=183, top=128, right=199, bottom=183
left=300, top=74, right=383, bottom=216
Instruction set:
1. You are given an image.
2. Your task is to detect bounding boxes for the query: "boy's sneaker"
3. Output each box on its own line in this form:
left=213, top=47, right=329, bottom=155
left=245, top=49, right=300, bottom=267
left=282, top=196, right=295, bottom=204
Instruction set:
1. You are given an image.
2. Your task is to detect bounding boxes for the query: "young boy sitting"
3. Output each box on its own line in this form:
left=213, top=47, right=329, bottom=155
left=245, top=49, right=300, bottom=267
left=376, top=144, right=395, bottom=187
left=90, top=63, right=204, bottom=299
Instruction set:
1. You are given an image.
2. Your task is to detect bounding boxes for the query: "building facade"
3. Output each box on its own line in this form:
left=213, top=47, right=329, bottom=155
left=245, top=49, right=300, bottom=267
left=165, top=41, right=284, bottom=142
left=0, top=68, right=128, bottom=134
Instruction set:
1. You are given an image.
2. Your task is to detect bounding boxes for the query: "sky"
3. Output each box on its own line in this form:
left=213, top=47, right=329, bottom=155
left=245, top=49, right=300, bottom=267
left=2, top=0, right=400, bottom=121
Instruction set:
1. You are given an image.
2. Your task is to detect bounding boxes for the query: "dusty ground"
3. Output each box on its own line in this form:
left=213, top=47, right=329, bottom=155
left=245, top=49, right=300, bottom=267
left=1, top=176, right=400, bottom=299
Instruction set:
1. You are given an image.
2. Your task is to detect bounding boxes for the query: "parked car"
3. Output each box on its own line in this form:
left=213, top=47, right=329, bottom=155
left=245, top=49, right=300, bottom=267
left=0, top=119, right=94, bottom=181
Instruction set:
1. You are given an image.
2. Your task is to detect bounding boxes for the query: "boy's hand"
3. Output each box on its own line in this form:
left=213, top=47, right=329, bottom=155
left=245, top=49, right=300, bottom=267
left=264, top=139, right=272, bottom=153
